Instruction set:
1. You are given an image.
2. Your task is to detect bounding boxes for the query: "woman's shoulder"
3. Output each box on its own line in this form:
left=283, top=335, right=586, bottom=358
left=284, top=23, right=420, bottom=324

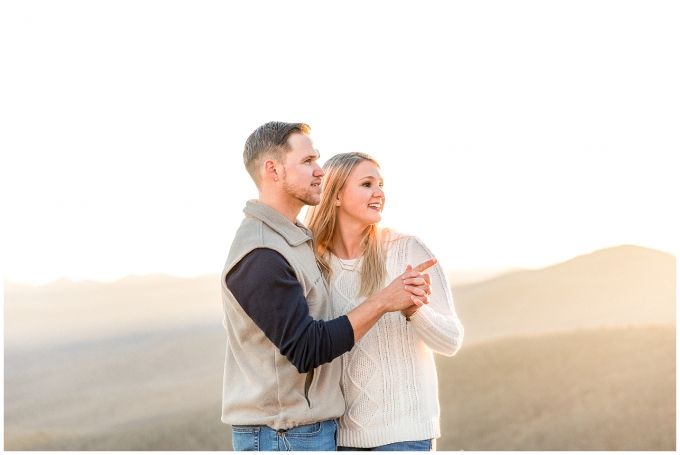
left=380, top=228, right=425, bottom=259
left=381, top=229, right=433, bottom=276
left=380, top=227, right=418, bottom=247
left=381, top=228, right=422, bottom=248
left=382, top=227, right=438, bottom=263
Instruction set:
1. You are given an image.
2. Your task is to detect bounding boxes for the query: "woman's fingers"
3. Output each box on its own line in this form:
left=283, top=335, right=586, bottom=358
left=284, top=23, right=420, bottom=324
left=401, top=259, right=436, bottom=279
left=403, top=274, right=432, bottom=298
left=412, top=258, right=437, bottom=273
left=404, top=285, right=431, bottom=301
left=403, top=275, right=432, bottom=286
left=401, top=259, right=436, bottom=299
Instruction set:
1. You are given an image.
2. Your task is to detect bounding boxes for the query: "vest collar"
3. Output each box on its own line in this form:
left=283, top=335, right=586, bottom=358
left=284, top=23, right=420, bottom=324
left=243, top=200, right=312, bottom=247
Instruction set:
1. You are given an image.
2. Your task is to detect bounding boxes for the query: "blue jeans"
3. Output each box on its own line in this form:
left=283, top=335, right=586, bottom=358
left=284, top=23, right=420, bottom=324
left=232, top=419, right=337, bottom=451
left=338, top=439, right=433, bottom=451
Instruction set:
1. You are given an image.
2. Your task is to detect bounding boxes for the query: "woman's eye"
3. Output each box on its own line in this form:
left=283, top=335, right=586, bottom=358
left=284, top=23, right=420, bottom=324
left=362, top=182, right=371, bottom=187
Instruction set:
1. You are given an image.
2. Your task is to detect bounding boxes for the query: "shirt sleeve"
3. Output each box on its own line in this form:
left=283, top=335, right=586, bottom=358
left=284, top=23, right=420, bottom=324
left=226, top=248, right=355, bottom=373
left=404, top=237, right=464, bottom=356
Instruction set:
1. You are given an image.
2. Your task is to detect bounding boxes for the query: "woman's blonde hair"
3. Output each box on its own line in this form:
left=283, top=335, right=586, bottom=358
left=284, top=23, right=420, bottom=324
left=305, top=152, right=388, bottom=298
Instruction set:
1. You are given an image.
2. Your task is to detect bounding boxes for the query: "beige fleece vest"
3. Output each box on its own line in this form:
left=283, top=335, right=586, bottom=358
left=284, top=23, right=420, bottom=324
left=220, top=200, right=345, bottom=430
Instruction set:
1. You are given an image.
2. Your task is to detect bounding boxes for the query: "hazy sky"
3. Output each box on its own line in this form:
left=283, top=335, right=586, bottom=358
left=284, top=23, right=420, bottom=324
left=2, top=1, right=678, bottom=285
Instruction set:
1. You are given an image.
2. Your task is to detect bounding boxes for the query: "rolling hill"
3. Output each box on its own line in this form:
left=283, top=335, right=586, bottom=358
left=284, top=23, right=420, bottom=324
left=3, top=244, right=676, bottom=450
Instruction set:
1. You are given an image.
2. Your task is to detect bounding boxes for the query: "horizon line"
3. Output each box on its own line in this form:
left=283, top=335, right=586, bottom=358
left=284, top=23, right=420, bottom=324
left=4, top=243, right=675, bottom=288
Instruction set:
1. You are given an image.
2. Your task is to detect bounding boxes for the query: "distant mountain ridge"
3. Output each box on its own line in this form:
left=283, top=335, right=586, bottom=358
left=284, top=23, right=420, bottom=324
left=4, top=274, right=224, bottom=348
left=452, top=244, right=676, bottom=343
left=4, top=273, right=216, bottom=295
left=5, top=244, right=675, bottom=347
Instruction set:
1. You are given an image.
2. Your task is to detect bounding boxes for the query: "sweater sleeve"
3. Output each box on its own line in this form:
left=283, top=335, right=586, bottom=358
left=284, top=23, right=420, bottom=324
left=403, top=237, right=464, bottom=356
left=226, top=248, right=355, bottom=373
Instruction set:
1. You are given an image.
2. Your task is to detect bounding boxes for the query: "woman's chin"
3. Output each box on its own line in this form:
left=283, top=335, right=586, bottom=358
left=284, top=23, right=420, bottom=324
left=368, top=215, right=382, bottom=225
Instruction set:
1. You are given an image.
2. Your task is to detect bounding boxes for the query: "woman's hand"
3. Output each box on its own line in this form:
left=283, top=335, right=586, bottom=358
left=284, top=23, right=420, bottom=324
left=375, top=258, right=436, bottom=313
left=403, top=261, right=433, bottom=296
left=401, top=262, right=433, bottom=316
left=347, top=258, right=436, bottom=342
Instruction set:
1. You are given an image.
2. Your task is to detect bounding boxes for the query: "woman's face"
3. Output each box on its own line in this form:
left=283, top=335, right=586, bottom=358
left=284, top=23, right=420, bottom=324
left=335, top=160, right=385, bottom=228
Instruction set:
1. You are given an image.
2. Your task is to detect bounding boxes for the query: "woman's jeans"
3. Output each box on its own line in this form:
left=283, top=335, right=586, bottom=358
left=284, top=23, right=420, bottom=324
left=231, top=419, right=337, bottom=451
left=338, top=439, right=433, bottom=451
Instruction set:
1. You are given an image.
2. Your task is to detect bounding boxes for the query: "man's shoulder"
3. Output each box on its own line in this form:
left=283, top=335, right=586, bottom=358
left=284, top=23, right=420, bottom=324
left=223, top=217, right=290, bottom=274
left=232, top=215, right=290, bottom=247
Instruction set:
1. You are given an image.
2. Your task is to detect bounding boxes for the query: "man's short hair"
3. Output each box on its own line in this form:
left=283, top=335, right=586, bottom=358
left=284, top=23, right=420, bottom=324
left=243, top=121, right=311, bottom=187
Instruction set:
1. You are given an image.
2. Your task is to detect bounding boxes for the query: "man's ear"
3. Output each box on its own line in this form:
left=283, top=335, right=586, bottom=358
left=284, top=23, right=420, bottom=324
left=264, top=159, right=280, bottom=182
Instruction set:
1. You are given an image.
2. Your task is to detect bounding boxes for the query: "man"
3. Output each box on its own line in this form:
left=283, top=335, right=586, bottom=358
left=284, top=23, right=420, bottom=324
left=221, top=121, right=434, bottom=451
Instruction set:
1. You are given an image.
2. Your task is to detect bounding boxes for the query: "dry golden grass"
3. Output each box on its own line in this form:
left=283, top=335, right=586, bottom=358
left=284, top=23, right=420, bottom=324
left=436, top=324, right=676, bottom=450
left=4, top=408, right=231, bottom=451
left=6, top=325, right=673, bottom=451
left=4, top=328, right=231, bottom=451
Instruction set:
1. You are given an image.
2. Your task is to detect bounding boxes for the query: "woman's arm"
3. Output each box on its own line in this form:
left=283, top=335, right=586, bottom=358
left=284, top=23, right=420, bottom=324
left=401, top=236, right=464, bottom=356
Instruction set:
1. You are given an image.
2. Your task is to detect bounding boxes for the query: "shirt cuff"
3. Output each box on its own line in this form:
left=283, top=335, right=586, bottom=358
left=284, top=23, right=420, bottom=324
left=325, top=315, right=355, bottom=358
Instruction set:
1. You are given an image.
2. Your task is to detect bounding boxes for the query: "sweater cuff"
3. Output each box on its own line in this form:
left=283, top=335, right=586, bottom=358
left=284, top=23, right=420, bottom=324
left=326, top=315, right=355, bottom=358
left=406, top=304, right=427, bottom=323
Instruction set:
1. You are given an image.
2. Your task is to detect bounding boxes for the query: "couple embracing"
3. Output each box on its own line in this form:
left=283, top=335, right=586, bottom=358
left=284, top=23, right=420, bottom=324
left=220, top=121, right=464, bottom=451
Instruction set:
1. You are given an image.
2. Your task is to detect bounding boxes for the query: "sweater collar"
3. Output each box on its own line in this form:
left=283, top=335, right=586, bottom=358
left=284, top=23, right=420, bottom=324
left=243, top=200, right=312, bottom=247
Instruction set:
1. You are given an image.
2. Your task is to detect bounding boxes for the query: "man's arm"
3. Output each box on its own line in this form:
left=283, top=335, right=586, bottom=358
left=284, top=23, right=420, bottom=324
left=226, top=248, right=354, bottom=374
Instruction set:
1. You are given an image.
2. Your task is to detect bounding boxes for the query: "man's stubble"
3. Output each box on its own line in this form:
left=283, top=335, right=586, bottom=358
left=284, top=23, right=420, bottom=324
left=280, top=168, right=321, bottom=207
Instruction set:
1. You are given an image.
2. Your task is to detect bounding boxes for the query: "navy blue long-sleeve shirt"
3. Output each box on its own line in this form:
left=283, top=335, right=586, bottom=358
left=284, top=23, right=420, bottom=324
left=226, top=248, right=355, bottom=374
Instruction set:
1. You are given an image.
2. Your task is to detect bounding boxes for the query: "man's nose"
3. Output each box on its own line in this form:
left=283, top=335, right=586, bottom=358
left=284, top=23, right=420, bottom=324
left=313, top=164, right=325, bottom=177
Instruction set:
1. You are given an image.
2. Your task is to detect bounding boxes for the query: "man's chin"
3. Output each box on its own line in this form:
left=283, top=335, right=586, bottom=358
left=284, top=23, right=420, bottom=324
left=298, top=195, right=321, bottom=207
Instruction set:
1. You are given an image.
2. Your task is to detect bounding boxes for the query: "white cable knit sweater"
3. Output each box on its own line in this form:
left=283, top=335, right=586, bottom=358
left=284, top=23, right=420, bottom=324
left=329, top=231, right=464, bottom=448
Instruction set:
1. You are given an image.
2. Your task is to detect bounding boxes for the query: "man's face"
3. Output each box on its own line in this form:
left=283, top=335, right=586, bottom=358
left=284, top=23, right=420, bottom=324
left=280, top=133, right=324, bottom=207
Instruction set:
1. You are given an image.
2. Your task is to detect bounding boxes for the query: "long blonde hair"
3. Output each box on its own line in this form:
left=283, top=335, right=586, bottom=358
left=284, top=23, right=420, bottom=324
left=305, top=152, right=388, bottom=298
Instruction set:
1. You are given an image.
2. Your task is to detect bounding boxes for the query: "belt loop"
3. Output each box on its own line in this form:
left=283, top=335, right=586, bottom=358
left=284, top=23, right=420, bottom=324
left=277, top=429, right=291, bottom=451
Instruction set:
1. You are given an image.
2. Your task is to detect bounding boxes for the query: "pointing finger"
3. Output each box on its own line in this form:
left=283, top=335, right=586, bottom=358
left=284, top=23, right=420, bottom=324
left=412, top=258, right=437, bottom=273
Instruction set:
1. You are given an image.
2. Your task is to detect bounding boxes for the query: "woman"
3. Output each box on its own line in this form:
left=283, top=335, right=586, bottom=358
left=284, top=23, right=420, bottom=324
left=305, top=152, right=464, bottom=451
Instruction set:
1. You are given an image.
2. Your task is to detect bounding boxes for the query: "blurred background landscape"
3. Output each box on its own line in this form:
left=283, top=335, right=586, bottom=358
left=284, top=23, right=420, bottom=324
left=4, top=244, right=675, bottom=450
left=3, top=0, right=677, bottom=450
